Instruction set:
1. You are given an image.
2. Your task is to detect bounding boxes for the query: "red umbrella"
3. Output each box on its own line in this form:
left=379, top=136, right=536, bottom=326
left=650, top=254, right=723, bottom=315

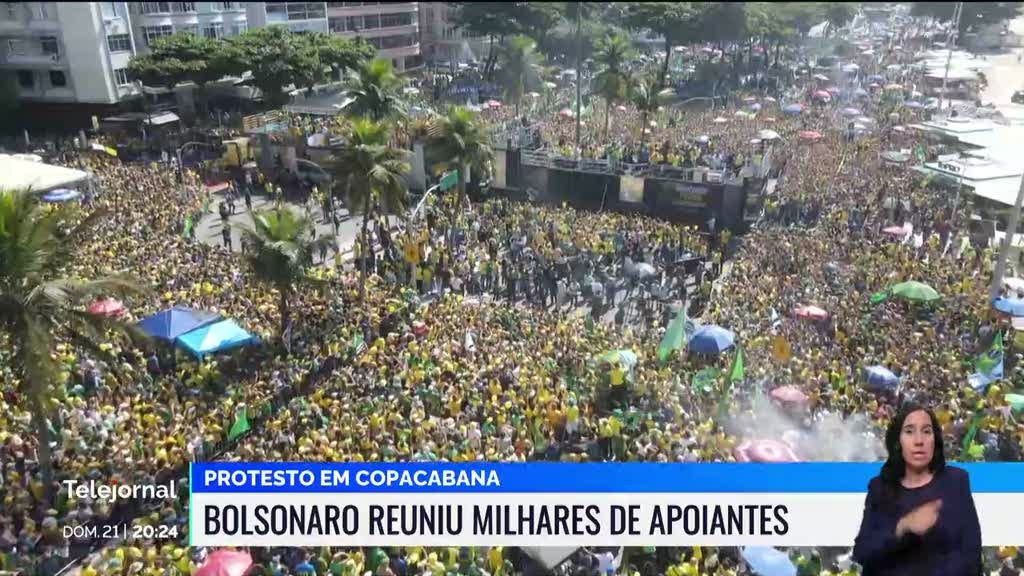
left=793, top=305, right=828, bottom=320
left=812, top=90, right=832, bottom=100
left=486, top=99, right=502, bottom=108
left=195, top=550, right=252, bottom=576
left=883, top=225, right=909, bottom=236
left=770, top=385, right=809, bottom=405
left=798, top=130, right=822, bottom=141
left=87, top=298, right=126, bottom=318
left=733, top=439, right=800, bottom=463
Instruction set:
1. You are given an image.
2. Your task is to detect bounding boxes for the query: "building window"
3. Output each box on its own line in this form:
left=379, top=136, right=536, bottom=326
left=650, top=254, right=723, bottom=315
left=280, top=2, right=325, bottom=21
left=5, top=3, right=20, bottom=20
left=114, top=67, right=131, bottom=86
left=404, top=54, right=422, bottom=69
left=176, top=24, right=198, bottom=35
left=40, top=36, right=58, bottom=56
left=203, top=22, right=223, bottom=39
left=16, top=70, right=33, bottom=88
left=100, top=2, right=119, bottom=18
left=173, top=2, right=195, bottom=12
left=49, top=70, right=66, bottom=87
left=7, top=39, right=25, bottom=55
left=379, top=34, right=415, bottom=49
left=107, top=33, right=131, bottom=52
left=380, top=12, right=412, bottom=28
left=328, top=17, right=344, bottom=33
left=230, top=22, right=246, bottom=36
left=143, top=25, right=173, bottom=46
left=139, top=2, right=171, bottom=14
left=33, top=2, right=48, bottom=19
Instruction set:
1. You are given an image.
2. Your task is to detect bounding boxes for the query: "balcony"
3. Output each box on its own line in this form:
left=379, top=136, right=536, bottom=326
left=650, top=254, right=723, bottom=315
left=1, top=51, right=63, bottom=67
left=327, top=2, right=416, bottom=16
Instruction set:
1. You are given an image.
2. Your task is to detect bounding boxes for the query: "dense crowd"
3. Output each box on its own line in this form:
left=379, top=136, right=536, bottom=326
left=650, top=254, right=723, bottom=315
left=3, top=21, right=1024, bottom=576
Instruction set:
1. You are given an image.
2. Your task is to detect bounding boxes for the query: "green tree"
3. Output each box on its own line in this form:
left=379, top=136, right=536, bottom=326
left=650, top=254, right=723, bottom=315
left=342, top=58, right=408, bottom=122
left=629, top=74, right=673, bottom=149
left=330, top=120, right=410, bottom=303
left=592, top=33, right=635, bottom=137
left=128, top=32, right=237, bottom=118
left=623, top=2, right=702, bottom=90
left=226, top=27, right=322, bottom=106
left=239, top=208, right=333, bottom=341
left=126, top=53, right=191, bottom=91
left=449, top=2, right=565, bottom=79
left=497, top=35, right=543, bottom=117
left=426, top=106, right=494, bottom=216
left=822, top=2, right=859, bottom=36
left=0, top=189, right=142, bottom=501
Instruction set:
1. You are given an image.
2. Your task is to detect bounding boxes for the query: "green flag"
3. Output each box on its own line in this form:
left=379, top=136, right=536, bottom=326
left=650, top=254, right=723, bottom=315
left=228, top=407, right=250, bottom=441
left=962, top=405, right=984, bottom=454
left=658, top=308, right=688, bottom=362
left=729, top=346, right=745, bottom=383
left=974, top=332, right=1004, bottom=375
left=870, top=291, right=890, bottom=305
left=349, top=333, right=366, bottom=355
left=183, top=215, right=193, bottom=238
left=585, top=314, right=595, bottom=334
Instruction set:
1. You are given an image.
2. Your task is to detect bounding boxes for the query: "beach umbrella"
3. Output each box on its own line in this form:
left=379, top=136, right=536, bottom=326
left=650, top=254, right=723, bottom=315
left=758, top=129, right=780, bottom=140
left=882, top=224, right=909, bottom=235
left=486, top=99, right=501, bottom=108
left=741, top=547, right=797, bottom=576
left=750, top=102, right=762, bottom=111
left=1003, top=277, right=1024, bottom=292
left=842, top=63, right=859, bottom=73
left=812, top=90, right=832, bottom=100
left=813, top=73, right=829, bottom=81
left=177, top=319, right=259, bottom=359
left=890, top=280, right=940, bottom=302
left=734, top=110, right=748, bottom=117
left=195, top=550, right=252, bottom=576
left=526, top=91, right=540, bottom=98
left=884, top=83, right=903, bottom=91
left=697, top=135, right=710, bottom=143
left=734, top=439, right=800, bottom=463
left=770, top=385, right=809, bottom=405
left=559, top=108, right=574, bottom=117
left=793, top=305, right=828, bottom=320
left=856, top=116, right=874, bottom=124
left=904, top=101, right=923, bottom=109
left=993, top=297, right=1024, bottom=317
left=854, top=88, right=869, bottom=98
left=798, top=130, right=821, bottom=141
left=41, top=189, right=81, bottom=203
left=864, top=365, right=900, bottom=390
left=87, top=298, right=126, bottom=318
left=688, top=324, right=736, bottom=354
left=616, top=104, right=627, bottom=111
left=783, top=104, right=803, bottom=115
left=713, top=116, right=728, bottom=123
left=842, top=107, right=861, bottom=116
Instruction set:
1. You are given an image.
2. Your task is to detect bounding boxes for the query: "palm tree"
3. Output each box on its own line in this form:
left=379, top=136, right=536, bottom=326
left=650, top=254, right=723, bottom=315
left=342, top=57, right=407, bottom=122
left=0, top=189, right=141, bottom=500
left=330, top=119, right=410, bottom=303
left=592, top=33, right=635, bottom=138
left=239, top=208, right=333, bottom=343
left=629, top=74, right=673, bottom=150
left=497, top=35, right=543, bottom=118
left=426, top=106, right=494, bottom=222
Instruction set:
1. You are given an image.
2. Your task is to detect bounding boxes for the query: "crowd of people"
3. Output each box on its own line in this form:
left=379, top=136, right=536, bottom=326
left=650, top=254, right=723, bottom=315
left=2, top=18, right=1024, bottom=576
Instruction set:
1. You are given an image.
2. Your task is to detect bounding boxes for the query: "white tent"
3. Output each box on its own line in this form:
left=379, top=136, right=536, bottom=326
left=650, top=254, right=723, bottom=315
left=0, top=154, right=89, bottom=192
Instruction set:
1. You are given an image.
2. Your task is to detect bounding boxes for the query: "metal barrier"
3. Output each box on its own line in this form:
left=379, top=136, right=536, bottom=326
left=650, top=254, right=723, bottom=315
left=520, top=148, right=752, bottom=185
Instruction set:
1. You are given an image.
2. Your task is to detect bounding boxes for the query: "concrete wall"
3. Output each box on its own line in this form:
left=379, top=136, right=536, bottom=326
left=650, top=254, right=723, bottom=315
left=56, top=2, right=117, bottom=104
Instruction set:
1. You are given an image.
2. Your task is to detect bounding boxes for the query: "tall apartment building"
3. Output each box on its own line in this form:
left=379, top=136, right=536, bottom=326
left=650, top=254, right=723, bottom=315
left=131, top=2, right=248, bottom=51
left=246, top=2, right=423, bottom=73
left=418, top=2, right=487, bottom=68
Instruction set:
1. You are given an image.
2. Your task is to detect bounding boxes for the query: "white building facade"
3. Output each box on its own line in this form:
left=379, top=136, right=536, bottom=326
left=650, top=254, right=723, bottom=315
left=418, top=1, right=487, bottom=68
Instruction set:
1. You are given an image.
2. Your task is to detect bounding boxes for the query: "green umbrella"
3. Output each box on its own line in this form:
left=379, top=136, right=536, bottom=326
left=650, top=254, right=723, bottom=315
left=889, top=281, right=941, bottom=302
left=1007, top=393, right=1024, bottom=413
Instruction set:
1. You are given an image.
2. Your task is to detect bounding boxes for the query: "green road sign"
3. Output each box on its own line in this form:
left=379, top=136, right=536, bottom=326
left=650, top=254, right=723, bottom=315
left=440, top=170, right=458, bottom=191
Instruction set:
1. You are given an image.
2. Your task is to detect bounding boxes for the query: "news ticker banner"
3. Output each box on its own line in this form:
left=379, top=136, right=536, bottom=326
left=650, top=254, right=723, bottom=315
left=190, top=462, right=1024, bottom=547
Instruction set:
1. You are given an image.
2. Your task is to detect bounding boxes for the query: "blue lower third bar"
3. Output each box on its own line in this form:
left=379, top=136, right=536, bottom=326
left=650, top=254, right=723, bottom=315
left=191, top=463, right=1024, bottom=493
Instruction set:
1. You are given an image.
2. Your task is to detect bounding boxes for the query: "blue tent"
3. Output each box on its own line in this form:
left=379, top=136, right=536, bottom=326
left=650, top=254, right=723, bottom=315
left=993, top=297, right=1024, bottom=317
left=741, top=547, right=795, bottom=576
left=864, top=365, right=900, bottom=390
left=137, top=307, right=221, bottom=341
left=41, top=189, right=81, bottom=203
left=177, top=319, right=258, bottom=358
left=688, top=324, right=736, bottom=355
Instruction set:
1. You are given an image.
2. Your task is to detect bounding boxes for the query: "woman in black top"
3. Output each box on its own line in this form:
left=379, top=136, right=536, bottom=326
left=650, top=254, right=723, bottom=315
left=853, top=403, right=982, bottom=575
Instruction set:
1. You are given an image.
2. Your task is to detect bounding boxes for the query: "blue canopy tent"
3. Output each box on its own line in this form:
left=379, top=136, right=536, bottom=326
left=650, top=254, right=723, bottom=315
left=741, top=547, right=795, bottom=576
left=137, top=307, right=221, bottom=342
left=688, top=325, right=736, bottom=355
left=41, top=189, right=81, bottom=203
left=864, top=365, right=900, bottom=390
left=177, top=319, right=258, bottom=359
left=993, top=297, right=1024, bottom=317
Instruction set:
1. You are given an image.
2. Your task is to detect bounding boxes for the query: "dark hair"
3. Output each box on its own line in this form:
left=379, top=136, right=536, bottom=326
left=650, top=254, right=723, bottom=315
left=879, top=403, right=946, bottom=504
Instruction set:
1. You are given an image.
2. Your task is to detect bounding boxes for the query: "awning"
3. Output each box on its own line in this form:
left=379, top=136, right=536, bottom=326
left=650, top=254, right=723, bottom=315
left=0, top=154, right=90, bottom=192
left=145, top=111, right=180, bottom=126
left=177, top=318, right=258, bottom=358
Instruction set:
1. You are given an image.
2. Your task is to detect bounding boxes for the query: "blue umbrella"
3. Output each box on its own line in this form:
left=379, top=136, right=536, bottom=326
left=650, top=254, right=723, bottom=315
left=41, top=189, right=81, bottom=203
left=137, top=307, right=222, bottom=341
left=741, top=547, right=796, bottom=576
left=864, top=365, right=900, bottom=390
left=842, top=107, right=862, bottom=116
left=854, top=88, right=869, bottom=97
left=904, top=100, right=923, bottom=109
left=993, top=297, right=1024, bottom=317
left=782, top=104, right=803, bottom=115
left=177, top=318, right=259, bottom=358
left=688, top=324, right=736, bottom=355
left=868, top=74, right=885, bottom=83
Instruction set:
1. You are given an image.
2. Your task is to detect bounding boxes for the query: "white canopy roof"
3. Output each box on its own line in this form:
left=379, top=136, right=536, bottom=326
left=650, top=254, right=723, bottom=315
left=0, top=154, right=89, bottom=192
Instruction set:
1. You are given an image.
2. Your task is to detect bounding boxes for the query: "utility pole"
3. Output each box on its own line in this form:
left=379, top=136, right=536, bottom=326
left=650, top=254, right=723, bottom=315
left=574, top=1, right=582, bottom=159
left=938, top=1, right=963, bottom=115
left=990, top=171, right=1024, bottom=300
